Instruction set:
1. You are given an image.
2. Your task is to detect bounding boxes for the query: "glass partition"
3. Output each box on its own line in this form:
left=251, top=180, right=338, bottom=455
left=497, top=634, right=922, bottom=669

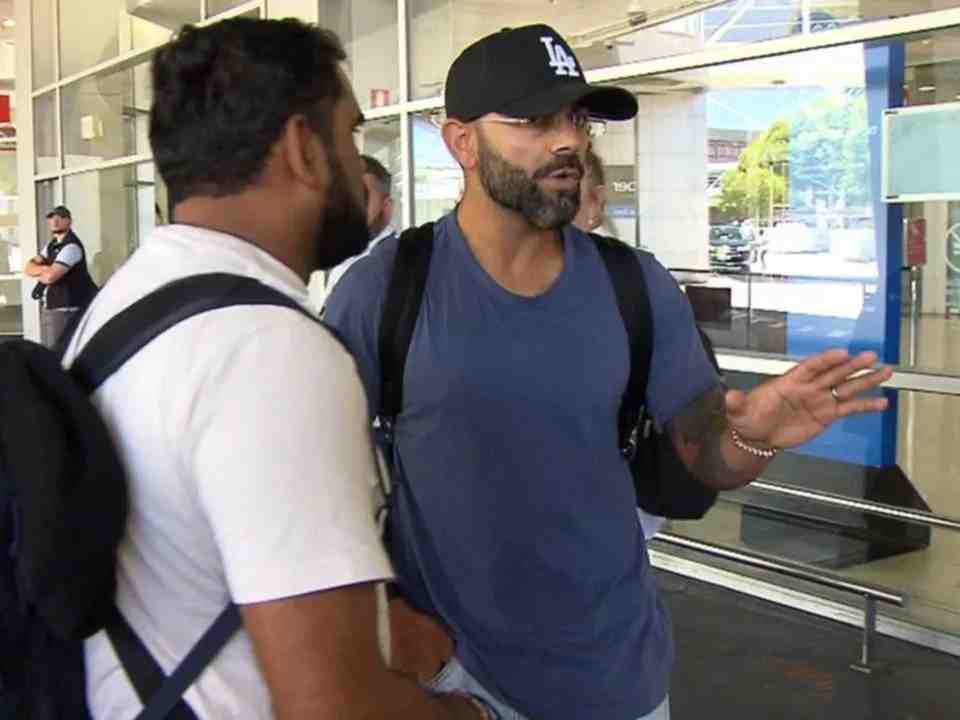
left=61, top=60, right=152, bottom=170
left=59, top=0, right=198, bottom=78
left=412, top=111, right=462, bottom=225
left=63, top=162, right=166, bottom=286
left=321, top=1, right=400, bottom=110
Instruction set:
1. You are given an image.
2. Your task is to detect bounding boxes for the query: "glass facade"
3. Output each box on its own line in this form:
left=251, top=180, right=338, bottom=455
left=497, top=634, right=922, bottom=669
left=33, top=91, right=57, bottom=174
left=24, top=2, right=259, bottom=296
left=61, top=60, right=151, bottom=170
left=321, top=1, right=400, bottom=110
left=20, top=0, right=960, bottom=651
left=412, top=111, right=461, bottom=224
left=31, top=0, right=55, bottom=89
left=35, top=178, right=59, bottom=238
left=63, top=163, right=165, bottom=286
left=206, top=0, right=252, bottom=17
left=361, top=117, right=404, bottom=216
left=58, top=1, right=196, bottom=79
left=409, top=0, right=452, bottom=100
left=617, top=26, right=960, bottom=381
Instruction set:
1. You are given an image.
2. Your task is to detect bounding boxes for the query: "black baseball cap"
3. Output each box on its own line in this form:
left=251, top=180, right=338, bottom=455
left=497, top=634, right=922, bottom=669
left=445, top=24, right=637, bottom=122
left=46, top=205, right=71, bottom=219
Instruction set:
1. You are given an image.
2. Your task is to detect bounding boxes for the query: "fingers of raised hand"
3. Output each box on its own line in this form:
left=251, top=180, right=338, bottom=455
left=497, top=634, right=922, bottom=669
left=831, top=365, right=893, bottom=402
left=834, top=395, right=890, bottom=418
left=790, top=349, right=854, bottom=383
left=813, top=351, right=882, bottom=393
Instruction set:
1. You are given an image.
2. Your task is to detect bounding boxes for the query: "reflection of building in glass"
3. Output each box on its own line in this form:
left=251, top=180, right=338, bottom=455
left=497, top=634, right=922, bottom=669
left=708, top=133, right=749, bottom=163
left=707, top=129, right=753, bottom=219
left=702, top=0, right=861, bottom=45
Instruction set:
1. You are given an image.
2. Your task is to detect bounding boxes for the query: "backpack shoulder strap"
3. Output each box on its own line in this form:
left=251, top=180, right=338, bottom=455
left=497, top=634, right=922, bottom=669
left=70, top=273, right=315, bottom=393
left=590, top=234, right=654, bottom=453
left=69, top=273, right=313, bottom=718
left=107, top=603, right=242, bottom=720
left=378, top=223, right=435, bottom=429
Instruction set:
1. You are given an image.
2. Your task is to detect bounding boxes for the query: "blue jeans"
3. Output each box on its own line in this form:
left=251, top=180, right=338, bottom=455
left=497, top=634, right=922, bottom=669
left=428, top=656, right=671, bottom=720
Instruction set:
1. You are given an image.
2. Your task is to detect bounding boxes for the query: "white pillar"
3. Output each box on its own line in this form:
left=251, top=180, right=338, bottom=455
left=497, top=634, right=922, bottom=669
left=636, top=92, right=709, bottom=270
left=16, top=0, right=40, bottom=342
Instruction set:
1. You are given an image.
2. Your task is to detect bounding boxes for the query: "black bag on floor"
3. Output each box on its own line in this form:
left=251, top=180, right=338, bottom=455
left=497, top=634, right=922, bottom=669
left=0, top=274, right=319, bottom=719
left=377, top=225, right=719, bottom=522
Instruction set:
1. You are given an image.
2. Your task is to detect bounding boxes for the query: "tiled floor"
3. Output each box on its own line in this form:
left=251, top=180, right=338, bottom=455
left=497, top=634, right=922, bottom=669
left=662, top=569, right=960, bottom=719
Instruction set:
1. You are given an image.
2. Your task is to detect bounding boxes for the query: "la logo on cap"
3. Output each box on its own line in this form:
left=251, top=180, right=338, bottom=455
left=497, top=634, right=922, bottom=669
left=540, top=36, right=579, bottom=78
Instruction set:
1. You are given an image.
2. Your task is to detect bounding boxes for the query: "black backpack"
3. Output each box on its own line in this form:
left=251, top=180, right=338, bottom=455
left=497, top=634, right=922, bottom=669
left=376, top=223, right=719, bottom=521
left=0, top=273, right=318, bottom=720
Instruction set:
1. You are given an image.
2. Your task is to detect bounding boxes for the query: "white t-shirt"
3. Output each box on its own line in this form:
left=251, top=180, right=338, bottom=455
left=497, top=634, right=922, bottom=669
left=64, top=224, right=393, bottom=719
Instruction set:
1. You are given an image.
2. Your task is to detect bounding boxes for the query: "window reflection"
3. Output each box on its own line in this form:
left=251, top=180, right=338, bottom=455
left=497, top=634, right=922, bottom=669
left=321, top=1, right=400, bottom=110
left=412, top=112, right=462, bottom=225
left=59, top=0, right=198, bottom=78
left=61, top=60, right=152, bottom=170
left=63, top=163, right=167, bottom=286
left=621, top=29, right=960, bottom=377
left=206, top=0, right=252, bottom=17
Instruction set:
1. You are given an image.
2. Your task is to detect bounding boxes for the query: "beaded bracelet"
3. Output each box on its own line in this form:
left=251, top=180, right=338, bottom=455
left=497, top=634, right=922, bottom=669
left=730, top=427, right=778, bottom=459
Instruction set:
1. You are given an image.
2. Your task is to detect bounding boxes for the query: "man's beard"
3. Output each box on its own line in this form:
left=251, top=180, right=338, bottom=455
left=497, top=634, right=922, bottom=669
left=314, top=158, right=371, bottom=271
left=476, top=131, right=582, bottom=230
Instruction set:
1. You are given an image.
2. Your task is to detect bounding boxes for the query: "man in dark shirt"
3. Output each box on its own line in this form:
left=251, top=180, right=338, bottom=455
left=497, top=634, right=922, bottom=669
left=24, top=205, right=97, bottom=348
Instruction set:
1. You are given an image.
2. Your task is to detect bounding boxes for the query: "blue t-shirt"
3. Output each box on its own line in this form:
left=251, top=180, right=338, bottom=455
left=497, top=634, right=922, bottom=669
left=325, top=212, right=718, bottom=719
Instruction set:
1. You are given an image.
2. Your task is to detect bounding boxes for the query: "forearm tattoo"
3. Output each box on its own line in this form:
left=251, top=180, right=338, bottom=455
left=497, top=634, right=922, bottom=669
left=671, top=384, right=728, bottom=444
left=667, top=383, right=743, bottom=487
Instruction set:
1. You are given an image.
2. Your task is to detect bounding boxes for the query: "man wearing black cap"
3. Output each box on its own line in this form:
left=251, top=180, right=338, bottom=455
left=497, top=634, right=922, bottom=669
left=25, top=205, right=98, bottom=348
left=326, top=24, right=890, bottom=720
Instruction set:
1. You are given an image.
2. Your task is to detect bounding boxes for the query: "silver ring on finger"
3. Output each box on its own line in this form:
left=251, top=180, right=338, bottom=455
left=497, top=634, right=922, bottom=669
left=830, top=386, right=841, bottom=401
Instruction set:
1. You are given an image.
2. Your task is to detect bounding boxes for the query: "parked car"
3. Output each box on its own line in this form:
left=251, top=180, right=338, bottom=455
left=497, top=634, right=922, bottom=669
left=709, top=225, right=751, bottom=273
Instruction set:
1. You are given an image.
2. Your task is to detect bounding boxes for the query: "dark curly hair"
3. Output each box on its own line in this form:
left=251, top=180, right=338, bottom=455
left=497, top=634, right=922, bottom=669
left=150, top=18, right=347, bottom=206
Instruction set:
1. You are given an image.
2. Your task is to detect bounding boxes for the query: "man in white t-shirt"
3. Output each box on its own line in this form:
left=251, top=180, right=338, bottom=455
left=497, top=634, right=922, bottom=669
left=64, top=18, right=489, bottom=720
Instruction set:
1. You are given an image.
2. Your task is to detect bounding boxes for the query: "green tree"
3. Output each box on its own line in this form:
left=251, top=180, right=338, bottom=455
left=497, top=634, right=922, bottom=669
left=716, top=90, right=870, bottom=224
left=716, top=120, right=789, bottom=224
left=788, top=88, right=870, bottom=212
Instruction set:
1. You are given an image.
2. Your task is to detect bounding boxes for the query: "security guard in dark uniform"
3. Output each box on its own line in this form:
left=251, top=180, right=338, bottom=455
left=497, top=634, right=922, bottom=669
left=24, top=205, right=98, bottom=349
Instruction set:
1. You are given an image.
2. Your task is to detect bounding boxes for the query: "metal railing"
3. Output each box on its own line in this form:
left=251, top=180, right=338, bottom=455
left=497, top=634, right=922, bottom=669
left=745, top=480, right=960, bottom=533
left=651, top=532, right=905, bottom=673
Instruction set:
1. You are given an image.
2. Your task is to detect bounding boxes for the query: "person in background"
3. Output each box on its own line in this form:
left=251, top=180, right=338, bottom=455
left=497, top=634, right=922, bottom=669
left=572, top=146, right=610, bottom=234
left=322, top=154, right=396, bottom=305
left=24, top=205, right=98, bottom=349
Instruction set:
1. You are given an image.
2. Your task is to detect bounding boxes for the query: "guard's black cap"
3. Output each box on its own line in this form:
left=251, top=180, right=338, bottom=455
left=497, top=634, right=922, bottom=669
left=46, top=205, right=71, bottom=219
left=445, top=24, right=637, bottom=122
